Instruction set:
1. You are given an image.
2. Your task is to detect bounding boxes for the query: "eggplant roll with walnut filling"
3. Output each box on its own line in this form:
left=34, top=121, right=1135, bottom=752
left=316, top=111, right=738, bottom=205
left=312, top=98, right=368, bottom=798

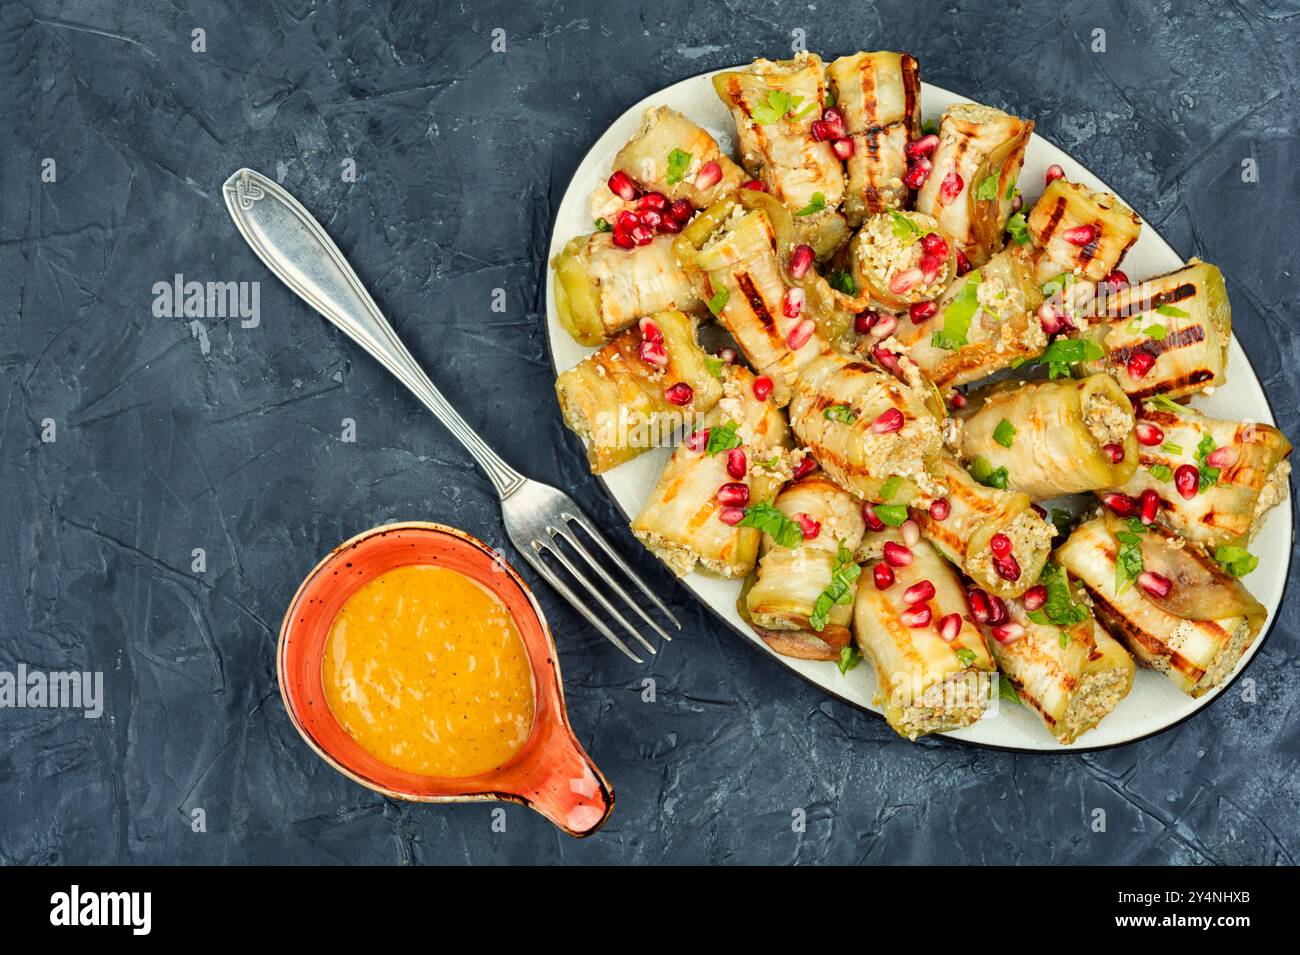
left=712, top=53, right=848, bottom=259
left=1074, top=259, right=1230, bottom=402
left=788, top=351, right=943, bottom=503
left=913, top=102, right=1032, bottom=266
left=632, top=366, right=792, bottom=578
left=825, top=51, right=921, bottom=226
left=741, top=475, right=867, bottom=660
left=555, top=310, right=723, bottom=473
left=913, top=456, right=1053, bottom=599
left=552, top=232, right=703, bottom=347
left=1026, top=178, right=1142, bottom=285
left=1055, top=517, right=1266, bottom=697
left=891, top=243, right=1046, bottom=389
left=848, top=210, right=957, bottom=310
left=978, top=565, right=1135, bottom=744
left=853, top=531, right=995, bottom=740
left=957, top=375, right=1138, bottom=498
left=1111, top=400, right=1292, bottom=551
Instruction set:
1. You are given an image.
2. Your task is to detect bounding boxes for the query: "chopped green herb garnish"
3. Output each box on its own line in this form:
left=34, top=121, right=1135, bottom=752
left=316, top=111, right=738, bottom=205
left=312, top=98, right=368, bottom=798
left=838, top=645, right=860, bottom=675
left=737, top=502, right=805, bottom=548
left=1005, top=211, right=1031, bottom=245
left=707, top=287, right=729, bottom=315
left=955, top=647, right=977, bottom=667
left=795, top=191, right=827, bottom=216
left=1023, top=338, right=1105, bottom=379
left=594, top=217, right=612, bottom=232
left=878, top=476, right=902, bottom=501
left=1160, top=441, right=1183, bottom=455
left=1195, top=433, right=1221, bottom=490
left=666, top=148, right=693, bottom=185
left=1059, top=631, right=1070, bottom=649
left=1040, top=272, right=1078, bottom=298
left=993, top=418, right=1017, bottom=448
left=823, top=404, right=858, bottom=424
left=1027, top=562, right=1089, bottom=629
left=705, top=421, right=742, bottom=455
left=922, top=119, right=939, bottom=136
left=931, top=271, right=982, bottom=350
left=998, top=676, right=1021, bottom=705
left=810, top=542, right=862, bottom=631
left=829, top=270, right=858, bottom=295
left=1050, top=507, right=1075, bottom=534
left=872, top=503, right=910, bottom=526
left=975, top=174, right=999, bottom=201
left=1214, top=545, right=1259, bottom=578
left=751, top=89, right=804, bottom=125
left=969, top=455, right=1009, bottom=490
left=1114, top=528, right=1145, bottom=596
left=1143, top=323, right=1168, bottom=340
left=703, top=354, right=726, bottom=378
left=1148, top=463, right=1173, bottom=482
left=888, top=210, right=931, bottom=246
left=1155, top=303, right=1189, bottom=318
left=1006, top=181, right=1017, bottom=201
left=825, top=87, right=837, bottom=108
left=1146, top=395, right=1185, bottom=415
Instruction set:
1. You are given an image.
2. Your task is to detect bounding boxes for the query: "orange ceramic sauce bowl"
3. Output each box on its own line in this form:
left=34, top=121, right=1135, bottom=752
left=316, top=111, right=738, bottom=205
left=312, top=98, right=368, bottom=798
left=277, top=521, right=613, bottom=837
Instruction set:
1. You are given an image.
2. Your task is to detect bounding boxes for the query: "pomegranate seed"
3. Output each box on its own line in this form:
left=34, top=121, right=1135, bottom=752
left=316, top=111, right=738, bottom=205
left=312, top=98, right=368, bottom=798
left=694, top=161, right=723, bottom=190
left=752, top=376, right=774, bottom=401
left=870, top=313, right=898, bottom=338
left=938, top=612, right=963, bottom=642
left=719, top=506, right=746, bottom=526
left=862, top=503, right=885, bottom=532
left=906, top=133, right=939, bottom=159
left=741, top=179, right=767, bottom=191
left=717, top=346, right=737, bottom=364
left=947, top=392, right=968, bottom=410
left=783, top=286, right=805, bottom=319
left=1175, top=464, right=1199, bottom=500
left=657, top=215, right=682, bottom=234
left=871, top=408, right=905, bottom=434
left=928, top=498, right=950, bottom=521
left=992, top=622, right=1025, bottom=644
left=1038, top=302, right=1068, bottom=336
left=637, top=209, right=662, bottom=230
left=909, top=300, right=938, bottom=324
left=1011, top=193, right=1024, bottom=213
left=685, top=429, right=708, bottom=453
left=1102, top=269, right=1129, bottom=292
left=795, top=512, right=821, bottom=540
left=716, top=482, right=750, bottom=507
left=1206, top=445, right=1238, bottom=469
left=1101, top=492, right=1136, bottom=517
left=638, top=316, right=663, bottom=343
left=1139, top=488, right=1160, bottom=525
left=607, top=170, right=638, bottom=201
left=790, top=244, right=815, bottom=279
left=612, top=232, right=635, bottom=249
left=637, top=192, right=667, bottom=212
left=810, top=119, right=833, bottom=142
left=1102, top=443, right=1125, bottom=464
left=920, top=232, right=949, bottom=258
left=987, top=595, right=1009, bottom=625
left=1022, top=584, right=1048, bottom=612
left=1031, top=503, right=1047, bottom=519
left=901, top=519, right=920, bottom=547
left=639, top=339, right=668, bottom=367
left=726, top=448, right=747, bottom=479
left=1135, top=422, right=1164, bottom=446
left=901, top=605, right=932, bottom=628
left=889, top=267, right=923, bottom=295
left=1138, top=570, right=1173, bottom=598
left=1127, top=350, right=1156, bottom=380
left=919, top=254, right=943, bottom=285
left=903, top=579, right=936, bottom=605
left=614, top=209, right=640, bottom=234
left=902, top=157, right=932, bottom=189
left=1045, top=164, right=1065, bottom=185
left=664, top=382, right=694, bottom=406
left=821, top=108, right=847, bottom=139
left=955, top=249, right=972, bottom=276
left=994, top=554, right=1021, bottom=581
left=1062, top=224, right=1098, bottom=247
left=786, top=318, right=816, bottom=350
left=968, top=589, right=992, bottom=623
left=939, top=170, right=964, bottom=205
left=793, top=456, right=818, bottom=479
left=883, top=541, right=913, bottom=567
left=854, top=310, right=878, bottom=335
left=630, top=224, right=654, bottom=246
left=873, top=562, right=895, bottom=589
left=667, top=198, right=695, bottom=223
left=990, top=533, right=1012, bottom=558
left=872, top=346, right=900, bottom=372
left=831, top=137, right=855, bottom=159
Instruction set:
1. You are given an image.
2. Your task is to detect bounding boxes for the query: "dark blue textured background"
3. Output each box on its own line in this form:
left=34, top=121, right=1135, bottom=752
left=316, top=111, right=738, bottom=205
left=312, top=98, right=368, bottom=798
left=1, top=0, right=1297, bottom=864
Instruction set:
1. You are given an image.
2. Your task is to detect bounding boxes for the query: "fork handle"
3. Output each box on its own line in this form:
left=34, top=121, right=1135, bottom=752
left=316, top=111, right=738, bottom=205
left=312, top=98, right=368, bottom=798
left=222, top=168, right=526, bottom=499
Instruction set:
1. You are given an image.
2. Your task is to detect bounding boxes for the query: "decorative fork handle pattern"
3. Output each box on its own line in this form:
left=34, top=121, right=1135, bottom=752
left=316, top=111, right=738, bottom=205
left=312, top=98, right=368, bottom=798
left=221, top=168, right=526, bottom=499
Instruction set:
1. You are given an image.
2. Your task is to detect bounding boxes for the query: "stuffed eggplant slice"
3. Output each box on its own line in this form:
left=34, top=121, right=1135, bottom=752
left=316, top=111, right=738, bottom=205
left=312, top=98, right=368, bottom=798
left=788, top=350, right=944, bottom=503
left=741, top=475, right=868, bottom=660
left=712, top=53, right=848, bottom=259
left=1055, top=517, right=1266, bottom=697
left=890, top=243, right=1046, bottom=389
left=913, top=455, right=1053, bottom=599
left=848, top=210, right=957, bottom=310
left=631, top=366, right=793, bottom=578
left=552, top=231, right=704, bottom=346
left=1109, top=399, right=1292, bottom=552
left=1026, top=178, right=1142, bottom=285
left=913, top=102, right=1032, bottom=266
left=825, top=51, right=921, bottom=226
left=555, top=310, right=724, bottom=473
left=1074, top=259, right=1231, bottom=402
left=853, top=530, right=995, bottom=740
left=957, top=374, right=1138, bottom=498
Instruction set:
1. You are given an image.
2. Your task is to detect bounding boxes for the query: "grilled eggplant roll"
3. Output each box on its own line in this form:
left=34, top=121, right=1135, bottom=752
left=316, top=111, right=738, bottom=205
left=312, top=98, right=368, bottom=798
left=742, top=475, right=868, bottom=660
left=914, top=456, right=1053, bottom=599
left=712, top=53, right=848, bottom=259
left=979, top=563, right=1135, bottom=744
left=1111, top=399, right=1292, bottom=551
left=1074, top=259, right=1231, bottom=402
left=594, top=106, right=746, bottom=217
left=914, top=103, right=1032, bottom=266
left=555, top=310, right=724, bottom=473
left=825, top=52, right=921, bottom=226
left=1026, top=179, right=1142, bottom=285
left=631, top=366, right=793, bottom=578
left=848, top=210, right=957, bottom=309
left=957, top=375, right=1138, bottom=498
left=853, top=531, right=995, bottom=739
left=891, top=243, right=1046, bottom=389
left=1055, top=517, right=1266, bottom=697
left=788, top=351, right=944, bottom=503
left=552, top=231, right=703, bottom=346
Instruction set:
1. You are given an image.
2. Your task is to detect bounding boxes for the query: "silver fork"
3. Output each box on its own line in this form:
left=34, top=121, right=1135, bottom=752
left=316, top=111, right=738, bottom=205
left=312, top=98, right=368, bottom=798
left=222, top=167, right=678, bottom=662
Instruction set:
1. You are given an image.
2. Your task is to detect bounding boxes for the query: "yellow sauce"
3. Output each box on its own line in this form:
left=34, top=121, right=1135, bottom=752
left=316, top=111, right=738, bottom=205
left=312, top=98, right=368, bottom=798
left=323, top=564, right=535, bottom=778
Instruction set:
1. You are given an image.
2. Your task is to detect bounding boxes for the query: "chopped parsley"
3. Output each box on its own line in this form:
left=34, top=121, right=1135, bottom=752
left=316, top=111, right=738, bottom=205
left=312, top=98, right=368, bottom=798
left=1050, top=507, right=1075, bottom=534
left=969, top=455, right=1009, bottom=490
left=922, top=119, right=939, bottom=136
left=1022, top=338, right=1105, bottom=379
left=975, top=174, right=999, bottom=201
left=888, top=210, right=931, bottom=246
left=1155, top=303, right=1189, bottom=319
left=823, top=404, right=858, bottom=424
left=872, top=503, right=910, bottom=526
left=1146, top=395, right=1185, bottom=415
left=1027, top=562, right=1089, bottom=629
left=737, top=502, right=805, bottom=548
left=838, top=645, right=860, bottom=675
left=704, top=421, right=742, bottom=455
left=795, top=191, right=827, bottom=216
left=665, top=148, right=693, bottom=185
left=998, top=676, right=1022, bottom=705
left=1148, top=463, right=1173, bottom=482
left=830, top=270, right=858, bottom=295
left=809, top=542, right=862, bottom=631
left=1195, top=433, right=1222, bottom=491
left=1004, top=211, right=1031, bottom=245
left=751, top=89, right=804, bottom=125
left=993, top=418, right=1017, bottom=448
left=1040, top=272, right=1078, bottom=299
left=931, top=271, right=983, bottom=350
left=955, top=647, right=977, bottom=667
left=1214, top=545, right=1259, bottom=578
left=1160, top=441, right=1183, bottom=455
left=1139, top=323, right=1168, bottom=340
left=707, top=287, right=729, bottom=316
left=878, top=476, right=902, bottom=501
left=594, top=217, right=612, bottom=232
left=1114, top=521, right=1146, bottom=596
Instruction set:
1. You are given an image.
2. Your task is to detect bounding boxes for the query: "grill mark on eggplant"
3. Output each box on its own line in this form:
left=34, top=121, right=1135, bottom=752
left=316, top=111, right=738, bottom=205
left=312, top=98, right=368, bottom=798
left=735, top=272, right=776, bottom=331
left=1108, top=322, right=1206, bottom=365
left=1126, top=368, right=1215, bottom=401
left=901, top=55, right=920, bottom=135
left=1076, top=582, right=1207, bottom=684
left=1106, top=281, right=1197, bottom=318
left=1038, top=197, right=1068, bottom=245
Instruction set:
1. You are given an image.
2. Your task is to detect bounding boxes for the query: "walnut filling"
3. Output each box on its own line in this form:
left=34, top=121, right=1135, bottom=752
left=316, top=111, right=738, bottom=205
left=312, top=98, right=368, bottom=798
left=1248, top=459, right=1291, bottom=542
left=854, top=211, right=950, bottom=301
left=1083, top=391, right=1132, bottom=447
left=1060, top=668, right=1130, bottom=742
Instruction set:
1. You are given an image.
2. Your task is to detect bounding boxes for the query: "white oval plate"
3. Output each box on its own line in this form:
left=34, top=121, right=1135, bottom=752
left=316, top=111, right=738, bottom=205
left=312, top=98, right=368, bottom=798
left=545, top=68, right=1291, bottom=751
